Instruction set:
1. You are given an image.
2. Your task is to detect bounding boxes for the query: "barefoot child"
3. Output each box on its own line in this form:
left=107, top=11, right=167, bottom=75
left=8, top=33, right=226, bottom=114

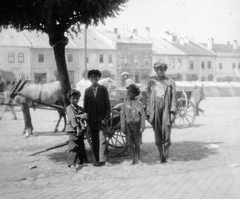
left=66, top=89, right=88, bottom=171
left=121, top=84, right=145, bottom=164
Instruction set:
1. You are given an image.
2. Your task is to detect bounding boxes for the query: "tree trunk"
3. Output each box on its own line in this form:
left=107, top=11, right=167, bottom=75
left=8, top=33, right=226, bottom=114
left=49, top=33, right=71, bottom=107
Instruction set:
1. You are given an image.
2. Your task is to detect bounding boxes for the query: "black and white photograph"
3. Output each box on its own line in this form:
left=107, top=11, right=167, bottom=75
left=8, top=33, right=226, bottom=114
left=0, top=0, right=240, bottom=198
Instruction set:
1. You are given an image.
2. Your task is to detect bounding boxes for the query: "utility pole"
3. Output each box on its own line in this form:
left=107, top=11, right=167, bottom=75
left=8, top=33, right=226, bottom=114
left=84, top=26, right=87, bottom=79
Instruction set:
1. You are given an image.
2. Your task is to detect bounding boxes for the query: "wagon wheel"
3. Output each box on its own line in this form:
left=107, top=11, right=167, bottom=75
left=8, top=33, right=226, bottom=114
left=174, top=98, right=195, bottom=128
left=107, top=110, right=128, bottom=156
left=85, top=110, right=128, bottom=158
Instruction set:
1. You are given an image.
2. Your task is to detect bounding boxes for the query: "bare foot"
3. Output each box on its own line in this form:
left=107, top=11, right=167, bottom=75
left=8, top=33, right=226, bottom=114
left=131, top=160, right=136, bottom=165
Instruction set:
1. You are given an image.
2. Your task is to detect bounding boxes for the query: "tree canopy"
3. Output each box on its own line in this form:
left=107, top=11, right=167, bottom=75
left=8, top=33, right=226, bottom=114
left=0, top=0, right=128, bottom=106
left=0, top=0, right=127, bottom=35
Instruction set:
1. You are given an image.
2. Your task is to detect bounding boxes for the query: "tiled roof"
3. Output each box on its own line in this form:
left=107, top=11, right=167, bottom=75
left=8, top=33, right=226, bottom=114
left=168, top=40, right=215, bottom=56
left=71, top=28, right=115, bottom=50
left=22, top=31, right=77, bottom=49
left=149, top=38, right=186, bottom=55
left=201, top=43, right=240, bottom=53
left=0, top=28, right=30, bottom=47
left=96, top=29, right=151, bottom=44
left=0, top=28, right=115, bottom=50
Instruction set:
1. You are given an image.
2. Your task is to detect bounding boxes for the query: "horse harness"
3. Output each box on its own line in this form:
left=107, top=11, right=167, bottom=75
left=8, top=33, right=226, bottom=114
left=11, top=78, right=63, bottom=111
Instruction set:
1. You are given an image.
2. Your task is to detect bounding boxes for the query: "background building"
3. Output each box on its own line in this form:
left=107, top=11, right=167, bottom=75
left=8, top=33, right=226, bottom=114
left=201, top=39, right=240, bottom=82
left=97, top=28, right=152, bottom=86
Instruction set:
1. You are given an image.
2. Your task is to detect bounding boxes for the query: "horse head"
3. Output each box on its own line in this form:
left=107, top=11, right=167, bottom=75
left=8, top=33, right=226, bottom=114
left=9, top=76, right=28, bottom=99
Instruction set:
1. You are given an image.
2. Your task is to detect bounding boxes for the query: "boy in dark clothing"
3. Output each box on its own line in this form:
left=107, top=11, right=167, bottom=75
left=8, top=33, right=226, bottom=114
left=84, top=69, right=110, bottom=167
left=66, top=89, right=88, bottom=172
left=121, top=84, right=145, bottom=165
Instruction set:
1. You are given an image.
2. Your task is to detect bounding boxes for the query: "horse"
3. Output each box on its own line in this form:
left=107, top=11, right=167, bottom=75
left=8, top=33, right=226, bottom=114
left=10, top=78, right=66, bottom=137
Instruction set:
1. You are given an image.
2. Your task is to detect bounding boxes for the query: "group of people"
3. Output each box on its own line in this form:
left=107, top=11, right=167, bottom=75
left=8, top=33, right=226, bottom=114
left=66, top=61, right=178, bottom=172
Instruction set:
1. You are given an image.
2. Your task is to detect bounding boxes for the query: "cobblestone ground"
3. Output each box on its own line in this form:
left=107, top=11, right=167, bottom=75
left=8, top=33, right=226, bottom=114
left=0, top=97, right=240, bottom=198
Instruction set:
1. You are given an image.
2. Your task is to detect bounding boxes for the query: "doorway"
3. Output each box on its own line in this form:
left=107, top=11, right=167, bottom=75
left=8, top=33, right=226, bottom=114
left=34, top=73, right=47, bottom=84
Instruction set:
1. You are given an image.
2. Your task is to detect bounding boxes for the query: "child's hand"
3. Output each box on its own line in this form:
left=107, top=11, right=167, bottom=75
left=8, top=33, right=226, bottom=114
left=170, top=113, right=176, bottom=123
left=76, top=128, right=82, bottom=137
left=77, top=113, right=88, bottom=119
left=102, top=118, right=108, bottom=125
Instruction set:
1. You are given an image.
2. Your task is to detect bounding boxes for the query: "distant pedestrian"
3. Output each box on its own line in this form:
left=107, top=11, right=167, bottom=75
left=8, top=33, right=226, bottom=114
left=121, top=84, right=145, bottom=165
left=0, top=78, right=17, bottom=120
left=0, top=90, right=17, bottom=120
left=0, top=76, right=6, bottom=92
left=84, top=69, right=110, bottom=167
left=66, top=89, right=88, bottom=172
left=146, top=62, right=177, bottom=163
left=121, top=72, right=134, bottom=87
left=191, top=85, right=205, bottom=116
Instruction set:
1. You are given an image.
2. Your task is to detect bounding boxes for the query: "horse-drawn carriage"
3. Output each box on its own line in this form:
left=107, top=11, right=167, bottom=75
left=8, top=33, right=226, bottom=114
left=10, top=76, right=197, bottom=156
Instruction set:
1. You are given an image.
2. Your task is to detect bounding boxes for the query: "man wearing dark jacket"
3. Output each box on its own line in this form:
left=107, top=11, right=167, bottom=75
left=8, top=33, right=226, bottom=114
left=84, top=69, right=110, bottom=166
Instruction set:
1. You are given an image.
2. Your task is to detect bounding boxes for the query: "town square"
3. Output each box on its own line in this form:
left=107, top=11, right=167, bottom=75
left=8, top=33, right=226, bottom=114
left=1, top=0, right=240, bottom=198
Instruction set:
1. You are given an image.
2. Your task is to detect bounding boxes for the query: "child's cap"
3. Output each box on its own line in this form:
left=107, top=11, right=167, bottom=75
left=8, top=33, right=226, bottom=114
left=67, top=89, right=81, bottom=99
left=126, top=84, right=140, bottom=96
left=88, top=69, right=102, bottom=79
left=153, top=61, right=168, bottom=71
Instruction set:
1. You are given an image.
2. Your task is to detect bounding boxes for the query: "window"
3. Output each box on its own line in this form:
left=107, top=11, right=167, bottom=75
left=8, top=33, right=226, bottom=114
left=8, top=53, right=14, bottom=63
left=219, top=63, right=223, bottom=70
left=99, top=54, right=104, bottom=63
left=171, top=59, right=175, bottom=68
left=208, top=61, right=211, bottom=69
left=119, top=55, right=123, bottom=64
left=108, top=54, right=113, bottom=63
left=189, top=61, right=194, bottom=69
left=67, top=54, right=73, bottom=62
left=232, top=63, right=236, bottom=69
left=134, top=55, right=139, bottom=65
left=18, top=53, right=24, bottom=63
left=238, top=63, right=240, bottom=69
left=124, top=55, right=128, bottom=65
left=177, top=59, right=181, bottom=67
left=38, top=54, right=44, bottom=62
left=144, top=56, right=149, bottom=66
left=201, top=61, right=205, bottom=69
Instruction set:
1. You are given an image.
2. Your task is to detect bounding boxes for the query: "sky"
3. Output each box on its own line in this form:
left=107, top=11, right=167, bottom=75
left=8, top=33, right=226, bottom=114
left=98, top=0, right=240, bottom=44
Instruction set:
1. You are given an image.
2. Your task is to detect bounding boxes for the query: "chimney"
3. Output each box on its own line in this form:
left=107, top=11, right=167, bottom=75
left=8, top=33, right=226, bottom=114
left=184, top=36, right=190, bottom=45
left=165, top=31, right=177, bottom=42
left=133, top=29, right=138, bottom=35
left=207, top=38, right=214, bottom=50
left=233, top=40, right=238, bottom=50
left=145, top=27, right=150, bottom=39
left=227, top=41, right=230, bottom=45
left=165, top=31, right=169, bottom=37
left=179, top=37, right=185, bottom=45
left=114, top=28, right=118, bottom=34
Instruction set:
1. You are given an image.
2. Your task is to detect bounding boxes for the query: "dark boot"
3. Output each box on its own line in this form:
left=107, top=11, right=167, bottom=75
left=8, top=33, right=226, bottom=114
left=157, top=145, right=165, bottom=163
left=130, top=146, right=135, bottom=165
left=165, top=145, right=169, bottom=160
left=135, top=145, right=140, bottom=164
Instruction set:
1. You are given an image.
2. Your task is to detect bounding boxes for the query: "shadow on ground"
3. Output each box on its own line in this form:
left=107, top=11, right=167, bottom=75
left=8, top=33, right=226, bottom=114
left=140, top=141, right=221, bottom=164
left=46, top=141, right=222, bottom=166
left=173, top=123, right=203, bottom=129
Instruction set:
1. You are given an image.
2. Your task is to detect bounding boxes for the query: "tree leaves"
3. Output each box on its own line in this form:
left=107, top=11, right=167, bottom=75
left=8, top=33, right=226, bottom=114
left=0, top=0, right=128, bottom=35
